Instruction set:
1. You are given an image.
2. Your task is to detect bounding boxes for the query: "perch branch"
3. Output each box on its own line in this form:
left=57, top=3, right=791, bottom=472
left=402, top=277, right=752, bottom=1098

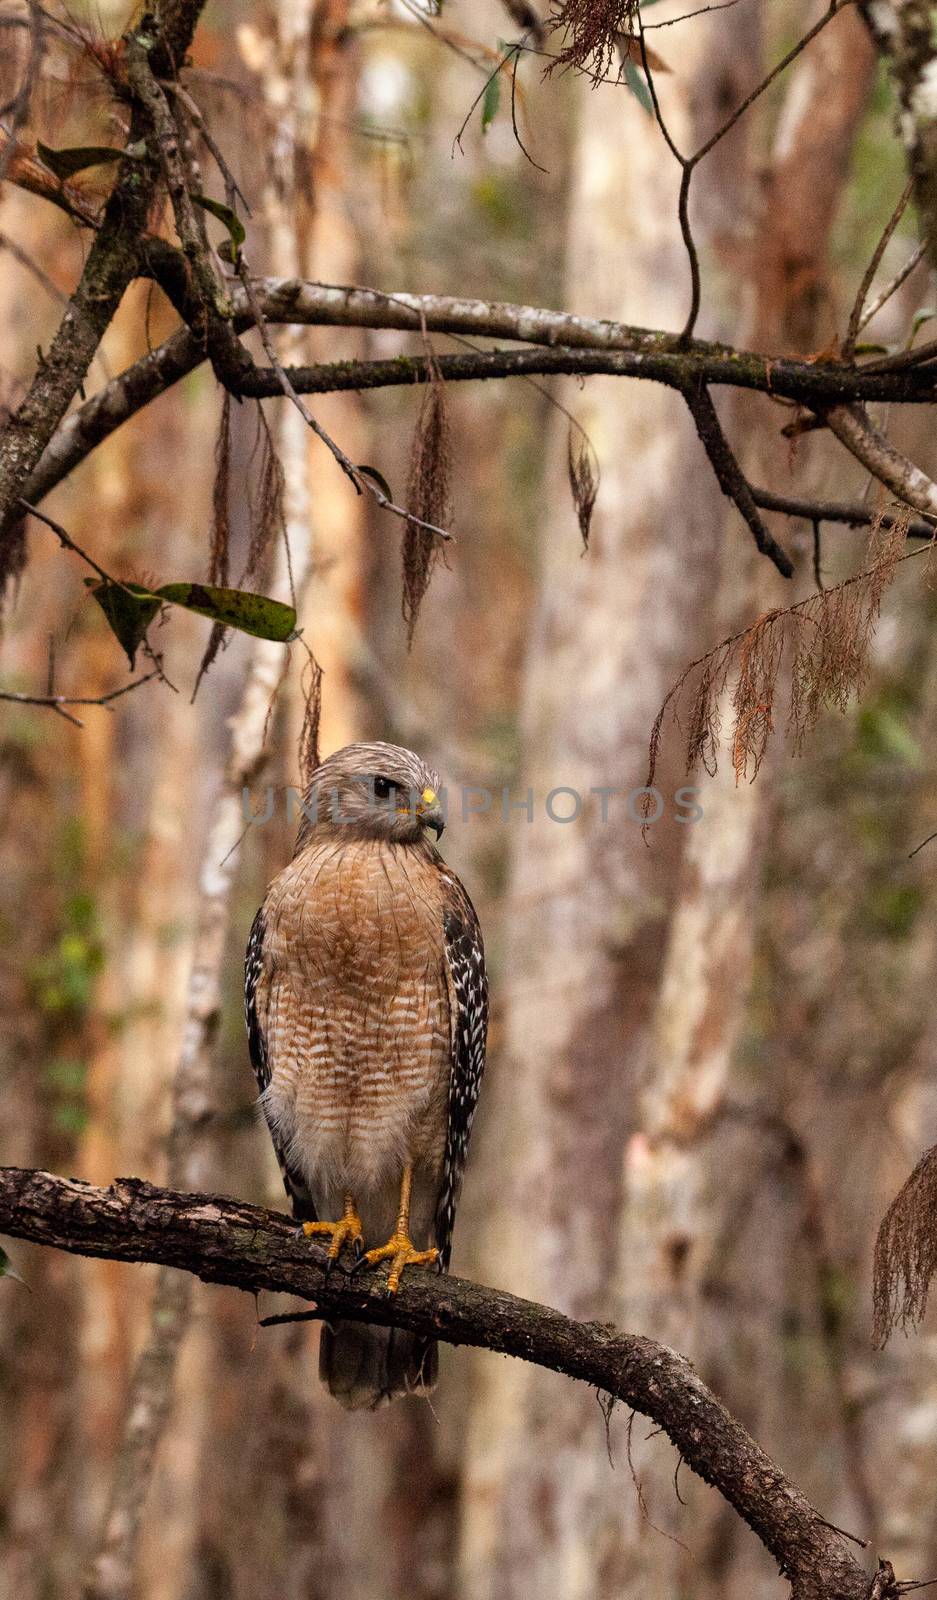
left=0, top=1166, right=874, bottom=1600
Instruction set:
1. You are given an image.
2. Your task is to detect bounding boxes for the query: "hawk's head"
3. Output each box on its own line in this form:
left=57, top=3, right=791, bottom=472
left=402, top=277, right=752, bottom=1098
left=297, top=740, right=445, bottom=848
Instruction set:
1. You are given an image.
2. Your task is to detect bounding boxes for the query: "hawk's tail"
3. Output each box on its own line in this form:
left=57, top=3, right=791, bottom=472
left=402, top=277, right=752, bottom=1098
left=319, top=1322, right=438, bottom=1410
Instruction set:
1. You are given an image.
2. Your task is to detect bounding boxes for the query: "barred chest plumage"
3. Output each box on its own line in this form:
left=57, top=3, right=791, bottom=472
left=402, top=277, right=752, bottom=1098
left=257, top=834, right=452, bottom=1215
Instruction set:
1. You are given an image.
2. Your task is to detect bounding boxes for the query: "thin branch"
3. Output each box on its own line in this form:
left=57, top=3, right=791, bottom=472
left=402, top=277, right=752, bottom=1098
left=823, top=404, right=937, bottom=520
left=644, top=0, right=746, bottom=28
left=162, top=81, right=252, bottom=215
left=858, top=241, right=927, bottom=333
left=0, top=668, right=160, bottom=727
left=454, top=38, right=523, bottom=155
left=637, top=0, right=854, bottom=343
left=18, top=499, right=137, bottom=589
left=680, top=382, right=793, bottom=575
left=750, top=487, right=937, bottom=541
left=0, top=1166, right=873, bottom=1600
left=843, top=178, right=914, bottom=359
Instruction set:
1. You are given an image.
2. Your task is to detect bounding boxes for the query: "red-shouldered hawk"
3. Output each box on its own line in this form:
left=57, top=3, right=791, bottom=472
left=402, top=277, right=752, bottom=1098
left=245, top=741, right=488, bottom=1410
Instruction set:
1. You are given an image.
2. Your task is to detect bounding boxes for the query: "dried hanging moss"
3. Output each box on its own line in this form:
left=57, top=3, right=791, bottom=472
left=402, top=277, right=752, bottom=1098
left=647, top=507, right=913, bottom=793
left=402, top=359, right=452, bottom=646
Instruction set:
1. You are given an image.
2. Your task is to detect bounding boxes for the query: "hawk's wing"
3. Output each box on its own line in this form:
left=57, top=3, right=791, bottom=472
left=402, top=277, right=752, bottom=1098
left=435, top=873, right=489, bottom=1271
left=244, top=905, right=318, bottom=1222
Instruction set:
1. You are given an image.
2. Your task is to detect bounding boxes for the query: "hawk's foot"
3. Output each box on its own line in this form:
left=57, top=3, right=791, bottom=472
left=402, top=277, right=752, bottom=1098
left=359, top=1232, right=439, bottom=1296
left=300, top=1194, right=364, bottom=1272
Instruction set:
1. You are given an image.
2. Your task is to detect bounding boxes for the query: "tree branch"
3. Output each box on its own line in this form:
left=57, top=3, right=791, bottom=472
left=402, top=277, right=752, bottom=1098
left=750, top=487, right=936, bottom=541
left=680, top=381, right=793, bottom=576
left=0, top=1165, right=874, bottom=1600
left=21, top=276, right=937, bottom=511
left=0, top=1, right=211, bottom=559
left=823, top=403, right=937, bottom=519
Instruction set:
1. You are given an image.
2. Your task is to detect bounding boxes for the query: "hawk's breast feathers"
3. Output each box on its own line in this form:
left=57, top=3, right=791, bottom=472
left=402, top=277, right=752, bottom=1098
left=245, top=835, right=487, bottom=1263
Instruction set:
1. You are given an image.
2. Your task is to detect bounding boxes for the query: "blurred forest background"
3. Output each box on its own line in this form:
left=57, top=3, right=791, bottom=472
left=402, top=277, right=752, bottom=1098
left=3, top=1, right=937, bottom=1597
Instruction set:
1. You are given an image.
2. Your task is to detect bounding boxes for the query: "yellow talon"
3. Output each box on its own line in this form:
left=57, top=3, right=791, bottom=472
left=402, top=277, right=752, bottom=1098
left=302, top=1193, right=364, bottom=1263
left=361, top=1163, right=438, bottom=1294
left=364, top=1235, right=438, bottom=1295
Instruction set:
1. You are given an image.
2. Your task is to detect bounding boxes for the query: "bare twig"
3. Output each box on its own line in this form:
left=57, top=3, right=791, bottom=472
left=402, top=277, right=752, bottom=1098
left=636, top=0, right=853, bottom=343
left=0, top=669, right=161, bottom=728
left=17, top=500, right=141, bottom=592
left=823, top=404, right=937, bottom=520
left=858, top=241, right=927, bottom=333
left=750, top=487, right=936, bottom=542
left=843, top=178, right=914, bottom=360
left=162, top=81, right=252, bottom=215
left=681, top=383, right=793, bottom=576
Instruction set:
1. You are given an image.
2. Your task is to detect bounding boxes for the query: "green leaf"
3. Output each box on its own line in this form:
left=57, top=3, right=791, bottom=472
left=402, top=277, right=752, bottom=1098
left=481, top=70, right=501, bottom=134
left=87, top=579, right=162, bottom=669
left=911, top=307, right=937, bottom=339
left=356, top=463, right=394, bottom=502
left=623, top=56, right=653, bottom=115
left=192, top=194, right=246, bottom=261
left=155, top=583, right=298, bottom=642
left=0, top=1246, right=29, bottom=1290
left=88, top=578, right=297, bottom=664
left=37, top=142, right=138, bottom=180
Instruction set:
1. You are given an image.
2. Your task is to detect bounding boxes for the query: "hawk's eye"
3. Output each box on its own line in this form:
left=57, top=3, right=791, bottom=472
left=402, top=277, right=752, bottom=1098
left=373, top=775, right=395, bottom=800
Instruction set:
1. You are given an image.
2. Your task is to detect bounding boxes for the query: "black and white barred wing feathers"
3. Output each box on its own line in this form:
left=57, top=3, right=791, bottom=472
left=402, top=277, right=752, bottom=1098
left=244, top=905, right=318, bottom=1222
left=436, top=874, right=489, bottom=1271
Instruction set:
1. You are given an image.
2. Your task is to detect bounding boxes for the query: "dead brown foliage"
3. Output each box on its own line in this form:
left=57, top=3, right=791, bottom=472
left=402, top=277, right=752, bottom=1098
left=209, top=391, right=232, bottom=588
left=546, top=0, right=639, bottom=77
left=245, top=404, right=286, bottom=587
left=0, top=141, right=101, bottom=228
left=873, top=1143, right=937, bottom=1346
left=298, top=644, right=323, bottom=790
left=194, top=402, right=287, bottom=698
left=402, top=357, right=451, bottom=646
left=567, top=423, right=599, bottom=548
left=647, top=509, right=914, bottom=793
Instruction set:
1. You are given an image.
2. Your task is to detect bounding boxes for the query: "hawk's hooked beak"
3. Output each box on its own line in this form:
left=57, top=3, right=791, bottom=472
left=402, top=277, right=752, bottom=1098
left=418, top=786, right=445, bottom=840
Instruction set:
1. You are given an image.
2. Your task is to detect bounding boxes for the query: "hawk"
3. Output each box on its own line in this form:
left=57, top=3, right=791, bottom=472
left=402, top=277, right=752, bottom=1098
left=244, top=741, right=488, bottom=1409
